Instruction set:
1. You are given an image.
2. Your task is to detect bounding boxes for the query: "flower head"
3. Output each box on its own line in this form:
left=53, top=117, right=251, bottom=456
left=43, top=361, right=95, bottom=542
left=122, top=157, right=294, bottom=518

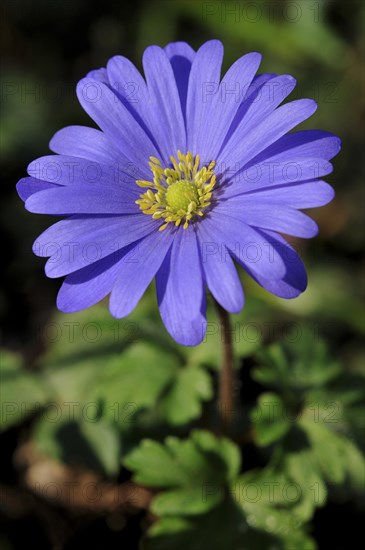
left=17, top=40, right=341, bottom=345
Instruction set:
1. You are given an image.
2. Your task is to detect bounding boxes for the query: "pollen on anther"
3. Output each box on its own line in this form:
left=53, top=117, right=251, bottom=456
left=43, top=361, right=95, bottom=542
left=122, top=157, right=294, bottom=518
left=135, top=152, right=217, bottom=231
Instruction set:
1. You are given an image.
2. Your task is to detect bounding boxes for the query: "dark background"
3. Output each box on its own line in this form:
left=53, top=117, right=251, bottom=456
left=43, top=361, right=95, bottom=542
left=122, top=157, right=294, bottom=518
left=1, top=0, right=364, bottom=548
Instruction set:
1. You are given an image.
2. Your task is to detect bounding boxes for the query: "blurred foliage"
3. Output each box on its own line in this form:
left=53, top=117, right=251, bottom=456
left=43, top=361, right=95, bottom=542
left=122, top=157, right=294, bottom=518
left=1, top=0, right=364, bottom=548
left=1, top=301, right=364, bottom=548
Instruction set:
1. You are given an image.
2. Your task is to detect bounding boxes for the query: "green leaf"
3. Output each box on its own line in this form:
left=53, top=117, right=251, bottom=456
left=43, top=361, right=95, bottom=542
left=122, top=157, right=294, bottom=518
left=38, top=304, right=133, bottom=366
left=257, top=402, right=365, bottom=520
left=0, top=350, right=48, bottom=431
left=125, top=430, right=240, bottom=489
left=280, top=429, right=328, bottom=520
left=310, top=374, right=365, bottom=451
left=250, top=328, right=365, bottom=519
left=96, top=343, right=178, bottom=424
left=252, top=328, right=342, bottom=394
left=158, top=366, right=213, bottom=426
left=124, top=438, right=186, bottom=487
left=33, top=412, right=121, bottom=477
left=237, top=500, right=316, bottom=550
left=125, top=430, right=241, bottom=517
left=41, top=306, right=212, bottom=428
left=191, top=430, right=241, bottom=482
left=151, top=486, right=221, bottom=516
left=144, top=497, right=276, bottom=550
left=287, top=453, right=327, bottom=521
left=251, top=393, right=291, bottom=446
left=232, top=469, right=316, bottom=548
left=42, top=355, right=105, bottom=404
left=333, top=439, right=365, bottom=505
left=127, top=432, right=314, bottom=548
left=79, top=418, right=121, bottom=477
left=130, top=435, right=315, bottom=546
left=38, top=305, right=141, bottom=406
left=299, top=412, right=365, bottom=487
left=145, top=493, right=315, bottom=550
left=235, top=469, right=300, bottom=508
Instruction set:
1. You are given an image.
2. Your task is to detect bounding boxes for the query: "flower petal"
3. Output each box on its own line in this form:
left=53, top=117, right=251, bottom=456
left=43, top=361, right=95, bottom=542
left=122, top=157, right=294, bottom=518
left=49, top=126, right=123, bottom=165
left=197, top=223, right=244, bottom=313
left=87, top=67, right=109, bottom=85
left=186, top=40, right=224, bottom=155
left=245, top=130, right=342, bottom=167
left=109, top=229, right=173, bottom=318
left=106, top=55, right=149, bottom=110
left=27, top=155, right=137, bottom=187
left=57, top=247, right=130, bottom=312
left=156, top=229, right=206, bottom=346
left=245, top=230, right=308, bottom=298
left=142, top=46, right=186, bottom=163
left=221, top=73, right=277, bottom=146
left=199, top=213, right=287, bottom=281
left=16, top=177, right=60, bottom=202
left=215, top=202, right=319, bottom=238
left=240, top=180, right=335, bottom=208
left=106, top=55, right=157, bottom=147
left=221, top=157, right=333, bottom=197
left=197, top=52, right=262, bottom=161
left=25, top=184, right=140, bottom=215
left=164, top=41, right=195, bottom=120
left=34, top=214, right=157, bottom=277
left=218, top=74, right=296, bottom=159
left=218, top=99, right=318, bottom=168
left=76, top=78, right=159, bottom=169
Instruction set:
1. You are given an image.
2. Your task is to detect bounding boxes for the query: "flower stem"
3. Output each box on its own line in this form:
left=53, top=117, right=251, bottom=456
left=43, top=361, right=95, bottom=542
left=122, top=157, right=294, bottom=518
left=214, top=300, right=235, bottom=436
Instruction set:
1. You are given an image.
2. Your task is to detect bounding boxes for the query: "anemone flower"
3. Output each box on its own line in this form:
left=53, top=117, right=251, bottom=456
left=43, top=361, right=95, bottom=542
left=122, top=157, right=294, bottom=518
left=17, top=40, right=341, bottom=345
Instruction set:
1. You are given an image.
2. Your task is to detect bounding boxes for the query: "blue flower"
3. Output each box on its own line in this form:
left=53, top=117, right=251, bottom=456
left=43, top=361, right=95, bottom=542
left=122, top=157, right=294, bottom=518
left=17, top=40, right=341, bottom=345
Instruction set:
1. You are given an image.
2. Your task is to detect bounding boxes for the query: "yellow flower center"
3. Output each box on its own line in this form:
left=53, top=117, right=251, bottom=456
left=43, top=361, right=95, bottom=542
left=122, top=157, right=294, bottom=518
left=165, top=180, right=199, bottom=213
left=135, top=151, right=217, bottom=230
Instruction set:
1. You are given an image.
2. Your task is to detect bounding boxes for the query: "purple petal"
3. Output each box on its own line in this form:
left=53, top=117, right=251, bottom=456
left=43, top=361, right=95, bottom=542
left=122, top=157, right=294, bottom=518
left=27, top=155, right=137, bottom=187
left=197, top=223, right=244, bottom=313
left=218, top=74, right=296, bottom=159
left=25, top=184, right=140, bottom=215
left=109, top=228, right=173, bottom=318
left=218, top=99, right=318, bottom=168
left=196, top=52, right=262, bottom=161
left=221, top=157, right=333, bottom=197
left=142, top=46, right=186, bottom=163
left=156, top=229, right=206, bottom=346
left=245, top=230, right=308, bottom=298
left=107, top=55, right=149, bottom=110
left=186, top=40, right=224, bottom=156
left=239, top=180, right=335, bottom=208
left=57, top=246, right=132, bottom=312
left=76, top=78, right=159, bottom=169
left=221, top=73, right=277, bottom=146
left=199, top=212, right=287, bottom=281
left=106, top=55, right=157, bottom=148
left=215, top=202, right=319, bottom=238
left=164, top=41, right=195, bottom=120
left=33, top=214, right=157, bottom=278
left=87, top=67, right=109, bottom=85
left=16, top=177, right=60, bottom=202
left=49, top=126, right=124, bottom=166
left=245, top=130, right=342, bottom=167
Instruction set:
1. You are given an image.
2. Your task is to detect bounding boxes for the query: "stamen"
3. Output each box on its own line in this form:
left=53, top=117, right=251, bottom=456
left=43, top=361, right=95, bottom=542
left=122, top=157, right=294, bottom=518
left=136, top=152, right=217, bottom=231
